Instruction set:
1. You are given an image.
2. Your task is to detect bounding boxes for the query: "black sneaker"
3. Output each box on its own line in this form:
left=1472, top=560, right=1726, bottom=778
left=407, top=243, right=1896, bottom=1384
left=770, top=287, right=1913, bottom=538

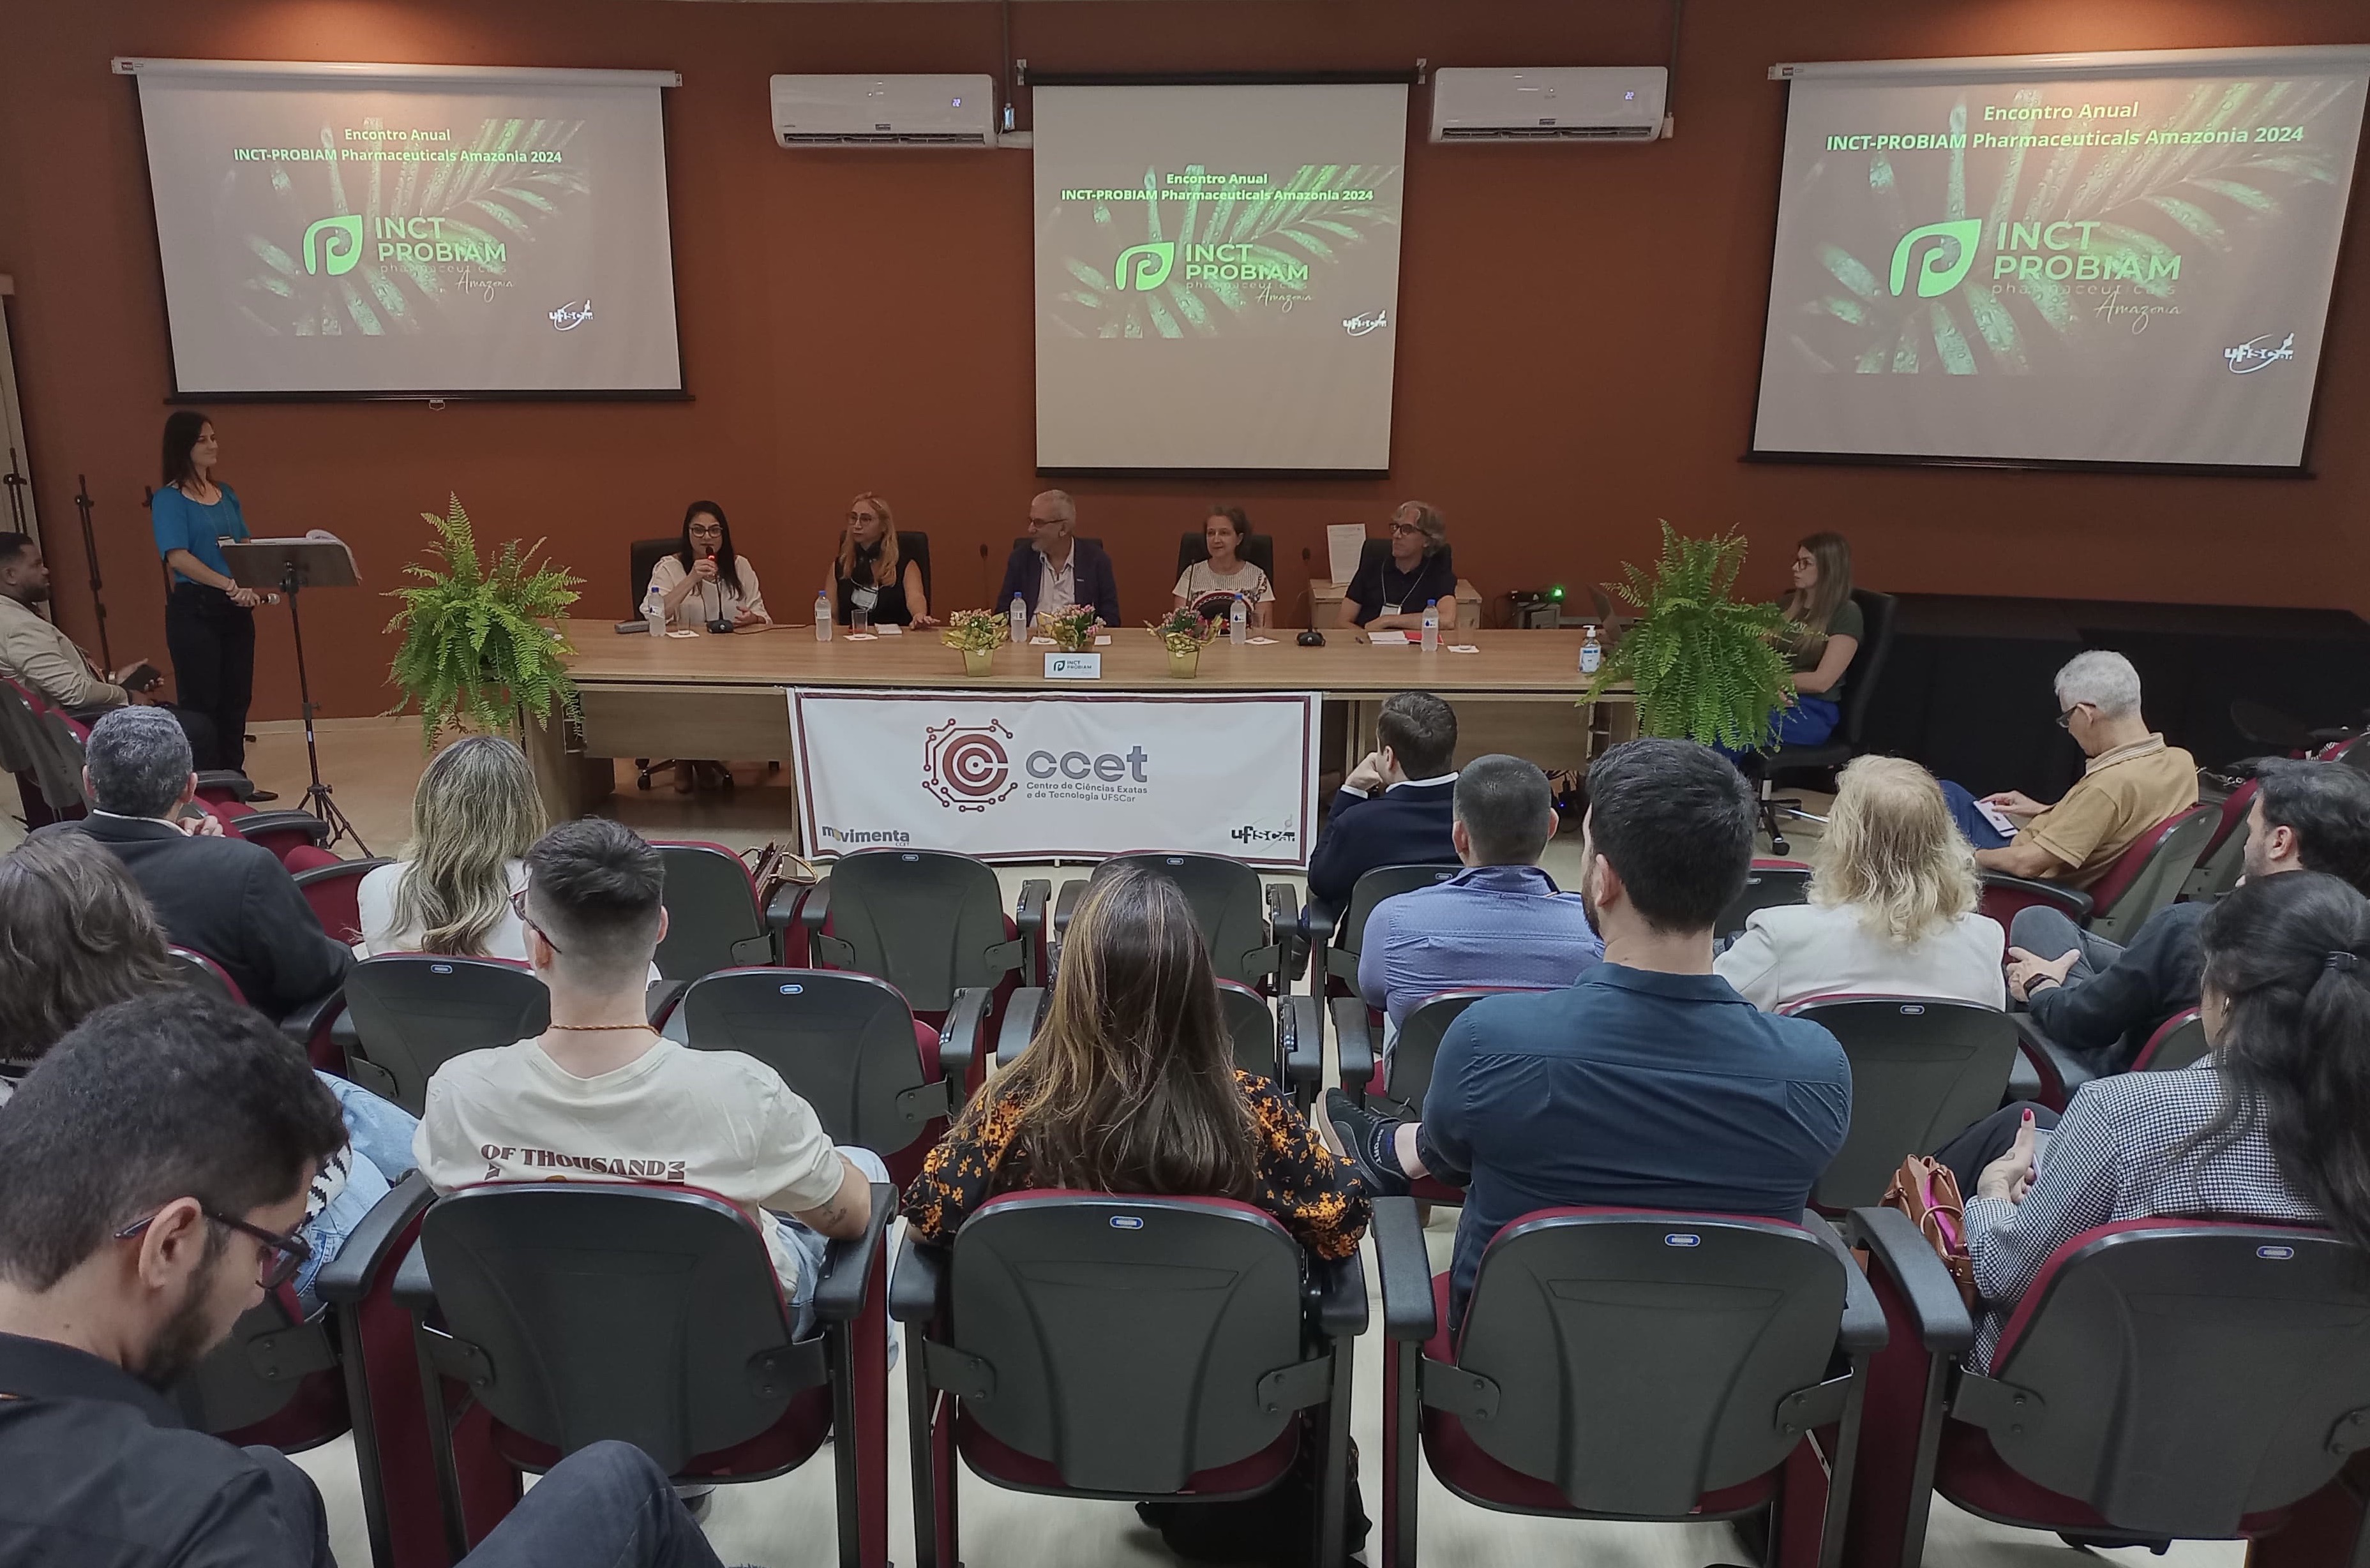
left=244, top=788, right=278, bottom=803
left=1323, top=1088, right=1411, bottom=1199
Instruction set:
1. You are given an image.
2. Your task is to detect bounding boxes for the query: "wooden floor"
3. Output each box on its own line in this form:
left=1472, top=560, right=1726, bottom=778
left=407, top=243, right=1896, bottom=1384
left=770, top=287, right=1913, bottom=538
left=4, top=721, right=2243, bottom=1568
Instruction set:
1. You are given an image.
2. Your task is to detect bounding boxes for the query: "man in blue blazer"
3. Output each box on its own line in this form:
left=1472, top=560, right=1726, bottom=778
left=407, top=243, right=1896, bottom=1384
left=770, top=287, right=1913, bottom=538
left=1307, top=691, right=1461, bottom=911
left=996, top=490, right=1121, bottom=626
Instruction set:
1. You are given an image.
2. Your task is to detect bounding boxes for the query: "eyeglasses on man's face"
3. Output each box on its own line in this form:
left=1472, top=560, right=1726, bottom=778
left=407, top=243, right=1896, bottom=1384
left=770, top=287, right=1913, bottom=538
left=1389, top=521, right=1422, bottom=537
left=116, top=1207, right=312, bottom=1291
left=2056, top=704, right=2087, bottom=730
left=511, top=888, right=561, bottom=952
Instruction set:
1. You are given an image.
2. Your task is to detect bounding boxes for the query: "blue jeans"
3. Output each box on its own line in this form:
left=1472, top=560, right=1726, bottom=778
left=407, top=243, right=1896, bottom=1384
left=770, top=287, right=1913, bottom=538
left=774, top=1145, right=892, bottom=1341
left=1714, top=696, right=1840, bottom=762
left=297, top=1073, right=420, bottom=1311
left=1939, top=779, right=2014, bottom=849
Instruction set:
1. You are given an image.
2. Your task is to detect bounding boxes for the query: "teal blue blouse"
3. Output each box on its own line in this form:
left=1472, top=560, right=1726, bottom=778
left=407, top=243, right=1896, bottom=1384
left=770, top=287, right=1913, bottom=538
left=151, top=485, right=249, bottom=585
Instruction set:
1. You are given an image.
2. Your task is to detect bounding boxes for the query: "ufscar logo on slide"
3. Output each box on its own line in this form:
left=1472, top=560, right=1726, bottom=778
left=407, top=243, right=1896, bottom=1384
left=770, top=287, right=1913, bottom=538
left=2224, top=332, right=2297, bottom=373
left=1888, top=220, right=1983, bottom=298
left=1114, top=242, right=1175, bottom=292
left=303, top=215, right=364, bottom=277
left=1342, top=310, right=1389, bottom=337
left=922, top=719, right=1018, bottom=812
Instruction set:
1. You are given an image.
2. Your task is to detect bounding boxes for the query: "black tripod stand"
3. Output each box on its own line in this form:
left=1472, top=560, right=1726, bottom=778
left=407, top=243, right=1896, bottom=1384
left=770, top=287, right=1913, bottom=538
left=276, top=558, right=370, bottom=855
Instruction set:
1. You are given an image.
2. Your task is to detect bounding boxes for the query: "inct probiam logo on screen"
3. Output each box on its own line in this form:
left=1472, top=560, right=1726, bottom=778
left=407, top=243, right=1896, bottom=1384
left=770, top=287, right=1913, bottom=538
left=303, top=215, right=364, bottom=277
left=922, top=719, right=1018, bottom=812
left=1113, top=242, right=1174, bottom=292
left=1888, top=220, right=1982, bottom=298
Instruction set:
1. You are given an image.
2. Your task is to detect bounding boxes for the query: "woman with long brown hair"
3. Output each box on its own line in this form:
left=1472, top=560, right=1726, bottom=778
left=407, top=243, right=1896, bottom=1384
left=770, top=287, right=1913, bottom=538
left=825, top=491, right=934, bottom=630
left=901, top=863, right=1366, bottom=1257
left=0, top=832, right=190, bottom=1083
left=1771, top=530, right=1861, bottom=744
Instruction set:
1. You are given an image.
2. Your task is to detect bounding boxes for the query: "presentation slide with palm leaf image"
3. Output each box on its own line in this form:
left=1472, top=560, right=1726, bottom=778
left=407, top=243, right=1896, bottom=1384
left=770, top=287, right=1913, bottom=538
left=131, top=65, right=682, bottom=395
left=1751, top=52, right=2368, bottom=468
left=1033, top=84, right=1407, bottom=472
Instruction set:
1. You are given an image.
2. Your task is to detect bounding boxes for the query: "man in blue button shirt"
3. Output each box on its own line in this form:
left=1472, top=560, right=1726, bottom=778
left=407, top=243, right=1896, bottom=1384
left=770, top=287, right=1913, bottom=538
left=1328, top=738, right=1852, bottom=1325
left=1358, top=753, right=1602, bottom=1054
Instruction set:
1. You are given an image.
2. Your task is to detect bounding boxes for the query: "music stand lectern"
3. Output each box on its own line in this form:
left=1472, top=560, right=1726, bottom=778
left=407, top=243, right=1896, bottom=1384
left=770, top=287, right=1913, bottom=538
left=221, top=535, right=369, bottom=855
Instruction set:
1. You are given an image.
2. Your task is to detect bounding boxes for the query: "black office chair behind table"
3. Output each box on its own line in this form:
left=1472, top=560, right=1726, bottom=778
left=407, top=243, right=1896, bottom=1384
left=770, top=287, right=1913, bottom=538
left=1757, top=587, right=1897, bottom=856
left=627, top=537, right=680, bottom=791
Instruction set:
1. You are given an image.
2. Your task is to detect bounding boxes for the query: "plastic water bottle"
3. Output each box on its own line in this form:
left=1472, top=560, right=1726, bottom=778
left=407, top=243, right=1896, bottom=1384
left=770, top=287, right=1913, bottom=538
left=643, top=586, right=666, bottom=639
left=1010, top=594, right=1028, bottom=645
left=814, top=591, right=833, bottom=643
left=1580, top=623, right=1603, bottom=675
left=1229, top=594, right=1248, bottom=646
left=1421, top=599, right=1440, bottom=652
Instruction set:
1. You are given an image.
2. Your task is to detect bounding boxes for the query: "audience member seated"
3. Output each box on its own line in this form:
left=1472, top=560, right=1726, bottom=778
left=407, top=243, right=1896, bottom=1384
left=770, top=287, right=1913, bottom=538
left=40, top=707, right=350, bottom=1020
left=413, top=819, right=887, bottom=1331
left=1340, top=500, right=1457, bottom=632
left=1356, top=754, right=1601, bottom=1050
left=1172, top=504, right=1273, bottom=628
left=1307, top=691, right=1460, bottom=912
left=0, top=530, right=220, bottom=770
left=359, top=735, right=547, bottom=960
left=1325, top=738, right=1852, bottom=1326
left=997, top=489, right=1120, bottom=626
left=1716, top=756, right=2004, bottom=1011
left=903, top=860, right=1369, bottom=1255
left=0, top=993, right=726, bottom=1568
left=1928, top=870, right=2370, bottom=1370
left=1939, top=650, right=2198, bottom=886
left=2008, top=758, right=2370, bottom=1077
left=0, top=833, right=417, bottom=1310
left=826, top=491, right=935, bottom=630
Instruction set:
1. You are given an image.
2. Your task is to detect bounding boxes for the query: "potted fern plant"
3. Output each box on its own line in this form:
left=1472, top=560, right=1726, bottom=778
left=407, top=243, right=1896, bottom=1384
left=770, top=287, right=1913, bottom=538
left=384, top=495, right=582, bottom=742
left=1585, top=523, right=1797, bottom=752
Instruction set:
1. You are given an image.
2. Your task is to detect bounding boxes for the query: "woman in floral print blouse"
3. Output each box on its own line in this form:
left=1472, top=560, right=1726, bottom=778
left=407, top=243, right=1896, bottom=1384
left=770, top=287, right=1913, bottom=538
left=901, top=863, right=1369, bottom=1258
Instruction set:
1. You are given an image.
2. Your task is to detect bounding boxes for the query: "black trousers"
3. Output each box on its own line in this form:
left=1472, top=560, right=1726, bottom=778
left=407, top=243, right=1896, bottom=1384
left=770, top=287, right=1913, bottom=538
left=1933, top=1101, right=2062, bottom=1193
left=165, top=581, right=255, bottom=773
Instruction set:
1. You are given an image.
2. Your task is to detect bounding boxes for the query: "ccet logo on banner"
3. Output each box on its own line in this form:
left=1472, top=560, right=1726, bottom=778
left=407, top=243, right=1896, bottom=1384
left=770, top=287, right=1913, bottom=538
left=922, top=719, right=1019, bottom=812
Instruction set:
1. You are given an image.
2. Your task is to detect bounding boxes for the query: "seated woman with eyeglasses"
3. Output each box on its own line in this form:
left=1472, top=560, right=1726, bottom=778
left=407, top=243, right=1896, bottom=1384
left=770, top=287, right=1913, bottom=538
left=825, top=492, right=935, bottom=630
left=648, top=500, right=767, bottom=632
left=0, top=833, right=417, bottom=1311
left=1339, top=500, right=1457, bottom=632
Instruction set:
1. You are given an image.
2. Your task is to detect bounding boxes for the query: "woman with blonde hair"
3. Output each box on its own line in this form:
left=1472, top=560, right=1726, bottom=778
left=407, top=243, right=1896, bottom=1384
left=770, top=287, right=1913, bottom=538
left=903, top=862, right=1366, bottom=1256
left=826, top=491, right=934, bottom=630
left=1716, top=754, right=2006, bottom=1011
left=357, top=735, right=548, bottom=959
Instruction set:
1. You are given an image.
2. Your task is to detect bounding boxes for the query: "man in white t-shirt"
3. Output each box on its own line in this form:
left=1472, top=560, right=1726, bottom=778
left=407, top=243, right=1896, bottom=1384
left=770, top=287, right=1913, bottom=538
left=414, top=819, right=885, bottom=1322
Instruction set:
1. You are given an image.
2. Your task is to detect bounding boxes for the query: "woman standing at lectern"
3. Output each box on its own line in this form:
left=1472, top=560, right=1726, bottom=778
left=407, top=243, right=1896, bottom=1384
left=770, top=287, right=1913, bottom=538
left=150, top=411, right=266, bottom=788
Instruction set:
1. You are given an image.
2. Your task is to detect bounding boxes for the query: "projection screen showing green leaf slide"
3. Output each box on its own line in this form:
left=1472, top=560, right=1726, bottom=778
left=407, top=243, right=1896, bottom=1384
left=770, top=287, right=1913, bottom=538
left=1751, top=47, right=2369, bottom=470
left=121, top=58, right=683, bottom=397
left=1033, top=84, right=1409, bottom=474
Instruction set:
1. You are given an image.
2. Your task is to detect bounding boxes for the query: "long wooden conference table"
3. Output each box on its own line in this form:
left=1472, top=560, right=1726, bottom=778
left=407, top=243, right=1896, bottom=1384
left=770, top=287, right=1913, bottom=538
left=529, top=619, right=1633, bottom=826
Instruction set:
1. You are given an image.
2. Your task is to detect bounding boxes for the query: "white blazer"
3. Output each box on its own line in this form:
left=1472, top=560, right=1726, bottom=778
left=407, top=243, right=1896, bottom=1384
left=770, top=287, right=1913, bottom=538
left=1714, top=901, right=2007, bottom=1013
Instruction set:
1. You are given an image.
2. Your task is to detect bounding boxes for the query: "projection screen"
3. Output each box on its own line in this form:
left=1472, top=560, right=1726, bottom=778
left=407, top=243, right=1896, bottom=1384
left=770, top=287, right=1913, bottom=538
left=120, top=57, right=684, bottom=397
left=1033, top=83, right=1409, bottom=474
left=1751, top=47, right=2369, bottom=470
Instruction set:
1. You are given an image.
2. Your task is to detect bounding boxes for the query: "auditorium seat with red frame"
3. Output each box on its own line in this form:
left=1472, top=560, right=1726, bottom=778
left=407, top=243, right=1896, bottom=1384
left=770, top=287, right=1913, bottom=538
left=1977, top=805, right=2217, bottom=946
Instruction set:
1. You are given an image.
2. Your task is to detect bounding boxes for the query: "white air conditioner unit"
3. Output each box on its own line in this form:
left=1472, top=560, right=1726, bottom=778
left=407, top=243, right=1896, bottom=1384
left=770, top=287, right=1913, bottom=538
left=1429, top=67, right=1667, bottom=142
left=770, top=74, right=996, bottom=148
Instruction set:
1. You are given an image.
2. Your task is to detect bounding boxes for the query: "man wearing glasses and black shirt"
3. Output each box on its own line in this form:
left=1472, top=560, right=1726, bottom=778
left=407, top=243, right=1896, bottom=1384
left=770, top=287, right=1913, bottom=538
left=0, top=994, right=730, bottom=1568
left=1339, top=500, right=1459, bottom=633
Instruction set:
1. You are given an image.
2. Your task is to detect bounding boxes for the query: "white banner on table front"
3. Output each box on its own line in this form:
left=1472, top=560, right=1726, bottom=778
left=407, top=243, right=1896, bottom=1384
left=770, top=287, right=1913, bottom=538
left=788, top=689, right=1321, bottom=867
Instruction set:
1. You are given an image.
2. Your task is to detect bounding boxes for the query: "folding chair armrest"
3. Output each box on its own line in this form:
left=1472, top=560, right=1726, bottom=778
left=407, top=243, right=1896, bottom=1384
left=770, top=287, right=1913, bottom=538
left=1282, top=994, right=1324, bottom=1089
left=1264, top=882, right=1306, bottom=980
left=645, top=977, right=689, bottom=1029
left=193, top=770, right=258, bottom=802
left=1845, top=1207, right=1976, bottom=1357
left=1310, top=1251, right=1369, bottom=1341
left=889, top=1233, right=952, bottom=1325
left=1372, top=1197, right=1437, bottom=1343
left=793, top=878, right=830, bottom=934
left=941, top=986, right=993, bottom=1091
left=809, top=1183, right=896, bottom=1325
left=2009, top=1014, right=2071, bottom=1111
left=315, top=1172, right=435, bottom=1305
left=233, top=809, right=334, bottom=847
left=1300, top=897, right=1341, bottom=945
left=996, top=987, right=1049, bottom=1066
left=1051, top=878, right=1088, bottom=936
left=765, top=879, right=811, bottom=937
left=1330, top=995, right=1374, bottom=1089
left=279, top=987, right=345, bottom=1049
left=1014, top=879, right=1051, bottom=987
left=1802, top=1209, right=1889, bottom=1355
left=391, top=1236, right=437, bottom=1315
left=1980, top=872, right=2094, bottom=927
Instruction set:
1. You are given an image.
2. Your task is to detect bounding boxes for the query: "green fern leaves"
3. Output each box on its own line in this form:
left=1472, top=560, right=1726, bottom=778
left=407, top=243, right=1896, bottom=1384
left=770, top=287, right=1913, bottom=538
left=383, top=494, right=581, bottom=743
left=1586, top=523, right=1797, bottom=752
